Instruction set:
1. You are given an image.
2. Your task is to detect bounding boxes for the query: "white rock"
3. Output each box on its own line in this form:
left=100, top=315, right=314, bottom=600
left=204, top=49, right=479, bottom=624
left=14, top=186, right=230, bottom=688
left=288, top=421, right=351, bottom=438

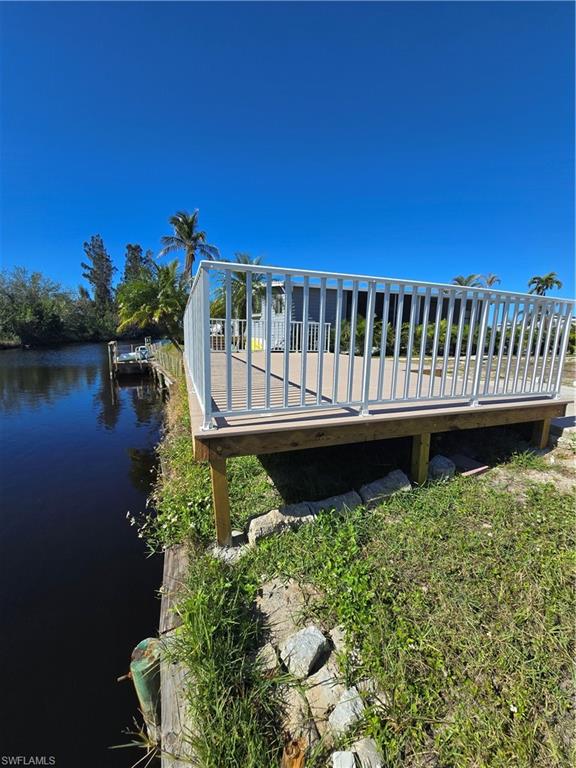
left=280, top=685, right=319, bottom=752
left=305, top=655, right=345, bottom=731
left=328, top=686, right=365, bottom=735
left=359, top=469, right=412, bottom=509
left=247, top=503, right=315, bottom=545
left=256, top=642, right=277, bottom=673
left=280, top=625, right=329, bottom=679
left=207, top=543, right=249, bottom=564
left=428, top=454, right=456, bottom=481
left=256, top=578, right=312, bottom=646
left=309, top=491, right=362, bottom=515
left=329, top=625, right=347, bottom=655
left=352, top=737, right=383, bottom=767
left=332, top=752, right=356, bottom=768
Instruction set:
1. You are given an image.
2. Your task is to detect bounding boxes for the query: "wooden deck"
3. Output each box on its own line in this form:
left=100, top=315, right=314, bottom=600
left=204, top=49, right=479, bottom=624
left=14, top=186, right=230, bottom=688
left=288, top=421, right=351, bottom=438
left=185, top=351, right=570, bottom=545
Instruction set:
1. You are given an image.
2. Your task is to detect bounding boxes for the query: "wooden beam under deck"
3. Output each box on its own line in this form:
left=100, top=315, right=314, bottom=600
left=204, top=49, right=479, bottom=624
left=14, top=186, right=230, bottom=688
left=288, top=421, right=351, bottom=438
left=194, top=398, right=569, bottom=460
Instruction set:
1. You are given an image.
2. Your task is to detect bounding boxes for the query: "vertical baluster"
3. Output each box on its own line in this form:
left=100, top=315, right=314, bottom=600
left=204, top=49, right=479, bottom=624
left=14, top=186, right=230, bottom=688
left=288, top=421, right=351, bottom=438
left=403, top=287, right=419, bottom=399
left=462, top=293, right=479, bottom=395
left=300, top=277, right=310, bottom=406
left=537, top=302, right=556, bottom=393
left=428, top=289, right=443, bottom=398
left=482, top=297, right=501, bottom=395
left=493, top=298, right=510, bottom=394
left=283, top=275, right=292, bottom=407
left=416, top=287, right=431, bottom=399
left=521, top=300, right=538, bottom=393
left=225, top=269, right=232, bottom=411
left=529, top=300, right=547, bottom=392
left=201, top=268, right=212, bottom=429
left=470, top=295, right=490, bottom=403
left=451, top=291, right=468, bottom=396
left=502, top=300, right=520, bottom=394
left=361, top=281, right=377, bottom=413
left=264, top=273, right=273, bottom=409
left=317, top=278, right=327, bottom=405
left=332, top=279, right=343, bottom=403
left=347, top=282, right=359, bottom=403
left=390, top=285, right=405, bottom=400
left=246, top=272, right=252, bottom=410
left=377, top=284, right=391, bottom=400
left=439, top=290, right=456, bottom=398
left=512, top=300, right=530, bottom=393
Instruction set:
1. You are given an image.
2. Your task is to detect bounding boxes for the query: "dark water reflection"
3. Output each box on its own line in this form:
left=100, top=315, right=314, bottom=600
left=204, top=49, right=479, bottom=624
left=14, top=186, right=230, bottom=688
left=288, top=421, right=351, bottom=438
left=0, top=344, right=164, bottom=767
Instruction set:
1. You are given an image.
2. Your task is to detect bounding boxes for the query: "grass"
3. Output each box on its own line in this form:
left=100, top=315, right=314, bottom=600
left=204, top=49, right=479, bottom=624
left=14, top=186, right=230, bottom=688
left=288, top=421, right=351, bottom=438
left=141, top=379, right=280, bottom=547
left=243, top=477, right=575, bottom=767
left=165, top=547, right=284, bottom=767
left=145, top=377, right=575, bottom=767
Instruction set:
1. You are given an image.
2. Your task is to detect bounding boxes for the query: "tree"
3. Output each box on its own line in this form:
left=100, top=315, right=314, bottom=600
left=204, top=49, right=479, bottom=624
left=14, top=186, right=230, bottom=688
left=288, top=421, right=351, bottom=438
left=122, top=243, right=150, bottom=283
left=116, top=260, right=188, bottom=349
left=452, top=274, right=483, bottom=287
left=81, top=235, right=116, bottom=309
left=482, top=273, right=501, bottom=288
left=159, top=209, right=220, bottom=278
left=211, top=253, right=265, bottom=318
left=528, top=272, right=563, bottom=296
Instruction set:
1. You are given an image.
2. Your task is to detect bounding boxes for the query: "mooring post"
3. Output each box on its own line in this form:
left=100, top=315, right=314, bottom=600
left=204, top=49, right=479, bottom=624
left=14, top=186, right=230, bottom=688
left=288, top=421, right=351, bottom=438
left=411, top=432, right=431, bottom=486
left=531, top=418, right=551, bottom=450
left=209, top=450, right=232, bottom=547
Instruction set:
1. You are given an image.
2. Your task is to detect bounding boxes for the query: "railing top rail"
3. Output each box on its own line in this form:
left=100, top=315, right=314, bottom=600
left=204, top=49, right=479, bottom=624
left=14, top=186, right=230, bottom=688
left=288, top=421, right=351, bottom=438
left=190, top=260, right=575, bottom=306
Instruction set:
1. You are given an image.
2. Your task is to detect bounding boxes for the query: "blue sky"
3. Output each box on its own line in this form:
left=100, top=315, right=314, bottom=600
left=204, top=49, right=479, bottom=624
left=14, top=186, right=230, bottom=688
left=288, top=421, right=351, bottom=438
left=1, top=1, right=574, bottom=297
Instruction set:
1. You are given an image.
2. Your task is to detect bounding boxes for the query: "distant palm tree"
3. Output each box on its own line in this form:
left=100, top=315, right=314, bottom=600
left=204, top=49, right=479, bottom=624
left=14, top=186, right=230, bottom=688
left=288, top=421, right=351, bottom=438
left=452, top=274, right=483, bottom=287
left=482, top=273, right=501, bottom=288
left=211, top=253, right=265, bottom=318
left=159, top=209, right=220, bottom=278
left=117, top=260, right=188, bottom=349
left=528, top=272, right=563, bottom=296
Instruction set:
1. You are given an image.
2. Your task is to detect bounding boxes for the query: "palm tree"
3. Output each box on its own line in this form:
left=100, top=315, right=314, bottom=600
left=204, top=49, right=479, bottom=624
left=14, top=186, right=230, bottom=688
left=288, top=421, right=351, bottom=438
left=528, top=272, right=563, bottom=296
left=482, top=273, right=501, bottom=288
left=452, top=274, right=483, bottom=287
left=211, top=253, right=265, bottom=318
left=159, top=209, right=220, bottom=278
left=116, top=260, right=188, bottom=349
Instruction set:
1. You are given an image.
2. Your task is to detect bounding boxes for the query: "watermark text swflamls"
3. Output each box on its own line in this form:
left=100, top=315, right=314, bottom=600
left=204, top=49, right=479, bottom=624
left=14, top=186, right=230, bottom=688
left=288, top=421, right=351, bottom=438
left=1, top=758, right=56, bottom=766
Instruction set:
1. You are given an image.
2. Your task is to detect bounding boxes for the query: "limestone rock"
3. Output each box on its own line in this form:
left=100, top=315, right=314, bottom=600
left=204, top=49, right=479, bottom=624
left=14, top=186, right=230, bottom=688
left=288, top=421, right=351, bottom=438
left=280, top=685, right=319, bottom=753
left=332, top=752, right=356, bottom=768
left=428, top=455, right=456, bottom=481
left=359, top=469, right=412, bottom=509
left=304, top=655, right=345, bottom=732
left=328, top=686, right=365, bottom=735
left=256, top=642, right=277, bottom=673
left=329, top=625, right=347, bottom=655
left=352, top=737, right=383, bottom=767
left=256, top=578, right=310, bottom=646
left=280, top=625, right=329, bottom=679
left=247, top=502, right=315, bottom=545
left=207, top=543, right=249, bottom=564
left=309, top=491, right=362, bottom=515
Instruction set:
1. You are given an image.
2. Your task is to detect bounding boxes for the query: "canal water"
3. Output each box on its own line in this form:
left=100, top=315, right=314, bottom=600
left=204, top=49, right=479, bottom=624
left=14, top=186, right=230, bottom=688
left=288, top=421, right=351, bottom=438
left=0, top=343, right=164, bottom=767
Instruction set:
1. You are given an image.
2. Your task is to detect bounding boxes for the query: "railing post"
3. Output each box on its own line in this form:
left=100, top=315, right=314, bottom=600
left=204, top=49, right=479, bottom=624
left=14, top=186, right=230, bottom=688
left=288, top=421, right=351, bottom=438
left=201, top=267, right=213, bottom=430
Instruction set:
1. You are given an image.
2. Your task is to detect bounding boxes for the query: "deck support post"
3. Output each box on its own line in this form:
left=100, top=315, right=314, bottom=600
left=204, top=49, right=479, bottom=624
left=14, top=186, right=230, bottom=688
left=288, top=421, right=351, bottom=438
left=209, top=451, right=232, bottom=546
left=411, top=432, right=430, bottom=486
left=531, top=418, right=551, bottom=450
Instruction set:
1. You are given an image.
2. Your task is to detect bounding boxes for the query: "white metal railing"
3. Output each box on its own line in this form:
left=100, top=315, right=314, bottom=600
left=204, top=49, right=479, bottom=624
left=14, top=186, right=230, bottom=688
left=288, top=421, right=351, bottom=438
left=183, top=261, right=574, bottom=430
